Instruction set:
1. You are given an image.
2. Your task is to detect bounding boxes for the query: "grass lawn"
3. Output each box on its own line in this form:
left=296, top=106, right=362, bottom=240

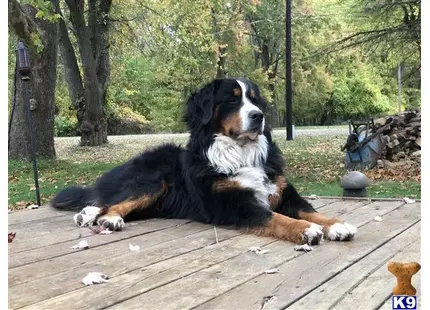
left=8, top=132, right=421, bottom=209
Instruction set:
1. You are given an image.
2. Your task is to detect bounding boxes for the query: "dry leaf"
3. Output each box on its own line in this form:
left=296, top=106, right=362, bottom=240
left=129, top=243, right=140, bottom=251
left=309, top=194, right=318, bottom=200
left=248, top=246, right=270, bottom=255
left=8, top=233, right=16, bottom=243
left=264, top=268, right=279, bottom=274
left=374, top=216, right=383, bottom=222
left=82, top=272, right=108, bottom=286
left=294, top=244, right=313, bottom=252
left=27, top=204, right=40, bottom=209
left=403, top=197, right=416, bottom=204
left=71, top=240, right=89, bottom=250
left=99, top=230, right=113, bottom=235
left=89, top=226, right=113, bottom=235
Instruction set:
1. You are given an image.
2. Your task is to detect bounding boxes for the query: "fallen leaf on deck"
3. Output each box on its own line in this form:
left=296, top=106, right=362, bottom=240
left=82, top=272, right=108, bottom=286
left=89, top=227, right=113, bottom=235
left=294, top=244, right=313, bottom=252
left=309, top=194, right=318, bottom=200
left=264, top=268, right=279, bottom=274
left=248, top=246, right=270, bottom=255
left=8, top=233, right=16, bottom=243
left=71, top=240, right=89, bottom=250
left=26, top=204, right=40, bottom=209
left=99, top=230, right=113, bottom=235
left=403, top=197, right=416, bottom=204
left=374, top=216, right=383, bottom=222
left=129, top=243, right=140, bottom=251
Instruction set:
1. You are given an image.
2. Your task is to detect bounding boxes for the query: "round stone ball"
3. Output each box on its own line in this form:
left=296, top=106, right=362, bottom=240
left=340, top=171, right=370, bottom=189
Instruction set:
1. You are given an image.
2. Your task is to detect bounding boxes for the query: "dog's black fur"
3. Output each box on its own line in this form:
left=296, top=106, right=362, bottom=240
left=51, top=78, right=356, bottom=244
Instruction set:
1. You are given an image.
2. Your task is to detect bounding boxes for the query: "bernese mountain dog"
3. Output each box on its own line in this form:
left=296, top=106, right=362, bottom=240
left=51, top=77, right=357, bottom=245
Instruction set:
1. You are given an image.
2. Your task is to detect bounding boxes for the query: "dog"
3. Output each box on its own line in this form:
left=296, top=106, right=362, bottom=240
left=51, top=77, right=357, bottom=245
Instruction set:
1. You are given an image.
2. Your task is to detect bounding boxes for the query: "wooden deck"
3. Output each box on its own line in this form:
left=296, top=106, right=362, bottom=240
left=8, top=198, right=421, bottom=310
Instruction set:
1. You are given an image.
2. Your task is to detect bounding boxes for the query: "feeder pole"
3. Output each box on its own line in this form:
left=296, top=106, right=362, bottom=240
left=16, top=41, right=41, bottom=206
left=286, top=0, right=293, bottom=140
left=397, top=62, right=402, bottom=114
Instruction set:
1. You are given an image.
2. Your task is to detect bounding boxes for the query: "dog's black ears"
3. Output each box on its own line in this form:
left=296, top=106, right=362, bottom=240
left=185, top=80, right=220, bottom=127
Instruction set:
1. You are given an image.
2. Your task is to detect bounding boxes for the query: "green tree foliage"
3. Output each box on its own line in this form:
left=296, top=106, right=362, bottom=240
left=32, top=0, right=420, bottom=135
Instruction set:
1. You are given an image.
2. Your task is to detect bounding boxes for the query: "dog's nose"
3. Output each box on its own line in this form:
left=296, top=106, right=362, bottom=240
left=249, top=111, right=264, bottom=123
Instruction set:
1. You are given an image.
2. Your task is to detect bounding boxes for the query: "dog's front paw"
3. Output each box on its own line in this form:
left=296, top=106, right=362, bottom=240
left=97, top=215, right=125, bottom=231
left=327, top=222, right=357, bottom=241
left=73, top=206, right=101, bottom=227
left=302, top=223, right=324, bottom=245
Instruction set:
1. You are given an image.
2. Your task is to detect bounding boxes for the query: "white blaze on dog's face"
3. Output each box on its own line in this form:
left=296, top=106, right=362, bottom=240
left=236, top=80, right=265, bottom=140
left=212, top=78, right=267, bottom=142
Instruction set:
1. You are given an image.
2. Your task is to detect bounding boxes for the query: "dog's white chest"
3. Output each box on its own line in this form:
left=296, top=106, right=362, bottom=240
left=207, top=134, right=276, bottom=207
left=230, top=167, right=277, bottom=208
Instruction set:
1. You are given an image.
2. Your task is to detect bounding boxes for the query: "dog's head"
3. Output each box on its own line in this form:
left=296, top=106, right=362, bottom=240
left=185, top=78, right=267, bottom=142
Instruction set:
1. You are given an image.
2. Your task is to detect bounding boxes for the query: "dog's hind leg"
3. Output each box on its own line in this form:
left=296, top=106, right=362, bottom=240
left=97, top=182, right=168, bottom=231
left=273, top=180, right=357, bottom=241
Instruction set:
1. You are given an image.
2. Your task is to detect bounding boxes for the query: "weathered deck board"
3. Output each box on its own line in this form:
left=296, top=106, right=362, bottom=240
left=8, top=218, right=193, bottom=269
left=10, top=227, right=243, bottom=309
left=173, top=202, right=421, bottom=310
left=8, top=207, right=66, bottom=225
left=8, top=198, right=421, bottom=310
left=9, top=220, right=204, bottom=285
left=289, top=223, right=420, bottom=310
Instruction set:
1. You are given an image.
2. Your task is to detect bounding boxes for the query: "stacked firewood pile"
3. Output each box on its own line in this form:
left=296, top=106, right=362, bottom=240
left=374, top=109, right=421, bottom=162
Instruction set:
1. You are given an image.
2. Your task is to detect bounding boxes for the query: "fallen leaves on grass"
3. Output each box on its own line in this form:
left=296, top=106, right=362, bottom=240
left=8, top=233, right=16, bottom=243
left=366, top=161, right=420, bottom=182
left=82, top=272, right=108, bottom=286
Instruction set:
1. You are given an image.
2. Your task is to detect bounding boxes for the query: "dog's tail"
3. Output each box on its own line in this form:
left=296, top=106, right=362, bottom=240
left=50, top=186, right=96, bottom=211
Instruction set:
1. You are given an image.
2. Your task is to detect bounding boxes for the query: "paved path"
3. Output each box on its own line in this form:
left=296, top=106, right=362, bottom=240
left=55, top=127, right=348, bottom=144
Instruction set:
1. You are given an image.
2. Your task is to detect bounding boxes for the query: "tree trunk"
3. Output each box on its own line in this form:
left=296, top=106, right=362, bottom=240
left=64, top=0, right=109, bottom=146
left=8, top=1, right=58, bottom=160
left=55, top=0, right=85, bottom=115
